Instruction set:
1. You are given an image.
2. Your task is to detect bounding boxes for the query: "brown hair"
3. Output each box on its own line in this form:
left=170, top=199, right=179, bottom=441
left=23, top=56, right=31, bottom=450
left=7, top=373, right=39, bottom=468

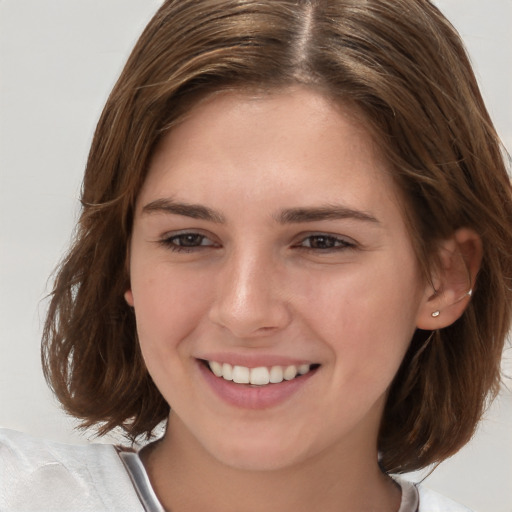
left=42, top=0, right=512, bottom=473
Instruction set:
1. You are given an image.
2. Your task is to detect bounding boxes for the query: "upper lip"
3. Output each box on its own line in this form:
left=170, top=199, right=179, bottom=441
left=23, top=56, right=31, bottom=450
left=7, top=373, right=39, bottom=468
left=197, top=353, right=318, bottom=368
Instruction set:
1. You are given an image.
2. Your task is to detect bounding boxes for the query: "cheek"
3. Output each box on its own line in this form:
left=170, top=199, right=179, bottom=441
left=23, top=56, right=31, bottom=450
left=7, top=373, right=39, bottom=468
left=294, top=256, right=422, bottom=380
left=130, top=262, right=213, bottom=355
left=129, top=262, right=217, bottom=408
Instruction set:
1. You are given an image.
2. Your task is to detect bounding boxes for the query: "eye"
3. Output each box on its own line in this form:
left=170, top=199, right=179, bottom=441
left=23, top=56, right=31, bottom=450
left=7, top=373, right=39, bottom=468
left=160, top=232, right=218, bottom=252
left=297, top=234, right=355, bottom=251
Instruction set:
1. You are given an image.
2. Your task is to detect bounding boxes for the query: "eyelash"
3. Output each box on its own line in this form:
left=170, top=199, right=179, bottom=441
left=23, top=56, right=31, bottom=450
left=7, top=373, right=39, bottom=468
left=293, top=234, right=356, bottom=252
left=160, top=232, right=218, bottom=253
left=159, top=232, right=356, bottom=253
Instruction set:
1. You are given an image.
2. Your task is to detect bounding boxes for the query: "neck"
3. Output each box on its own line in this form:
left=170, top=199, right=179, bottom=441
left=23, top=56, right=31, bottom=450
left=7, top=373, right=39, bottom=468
left=141, top=415, right=400, bottom=512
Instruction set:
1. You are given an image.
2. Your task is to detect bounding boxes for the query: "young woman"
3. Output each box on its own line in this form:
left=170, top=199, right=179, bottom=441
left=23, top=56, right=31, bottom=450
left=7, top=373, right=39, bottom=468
left=1, top=1, right=511, bottom=511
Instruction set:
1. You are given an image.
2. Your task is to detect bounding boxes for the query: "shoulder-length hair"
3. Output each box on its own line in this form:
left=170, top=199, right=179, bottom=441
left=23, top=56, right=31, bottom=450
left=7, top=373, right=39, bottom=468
left=42, top=0, right=512, bottom=473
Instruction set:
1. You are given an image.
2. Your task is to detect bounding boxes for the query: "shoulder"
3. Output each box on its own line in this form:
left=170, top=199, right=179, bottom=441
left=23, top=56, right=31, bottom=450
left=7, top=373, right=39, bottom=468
left=416, top=483, right=473, bottom=512
left=0, top=428, right=143, bottom=511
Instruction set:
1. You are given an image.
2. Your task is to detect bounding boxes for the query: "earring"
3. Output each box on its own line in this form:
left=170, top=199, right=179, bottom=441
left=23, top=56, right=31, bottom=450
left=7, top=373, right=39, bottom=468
left=431, top=289, right=472, bottom=319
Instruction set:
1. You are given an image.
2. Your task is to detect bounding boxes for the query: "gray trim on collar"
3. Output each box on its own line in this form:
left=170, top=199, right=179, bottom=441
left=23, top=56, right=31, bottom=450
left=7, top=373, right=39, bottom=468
left=118, top=449, right=167, bottom=512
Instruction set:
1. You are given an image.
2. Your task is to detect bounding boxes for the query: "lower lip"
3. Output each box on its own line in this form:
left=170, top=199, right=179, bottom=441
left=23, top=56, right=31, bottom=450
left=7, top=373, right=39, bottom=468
left=198, top=361, right=318, bottom=410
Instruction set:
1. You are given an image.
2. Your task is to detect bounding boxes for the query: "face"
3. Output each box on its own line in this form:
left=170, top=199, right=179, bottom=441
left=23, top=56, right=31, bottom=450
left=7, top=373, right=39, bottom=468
left=126, top=87, right=430, bottom=472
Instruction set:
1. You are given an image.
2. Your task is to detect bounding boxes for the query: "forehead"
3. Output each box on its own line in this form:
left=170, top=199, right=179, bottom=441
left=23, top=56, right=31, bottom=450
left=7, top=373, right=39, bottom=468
left=139, top=86, right=399, bottom=212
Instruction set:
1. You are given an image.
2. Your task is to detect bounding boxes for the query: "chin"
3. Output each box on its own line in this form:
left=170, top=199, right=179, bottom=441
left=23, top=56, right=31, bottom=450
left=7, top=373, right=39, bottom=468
left=200, top=430, right=312, bottom=472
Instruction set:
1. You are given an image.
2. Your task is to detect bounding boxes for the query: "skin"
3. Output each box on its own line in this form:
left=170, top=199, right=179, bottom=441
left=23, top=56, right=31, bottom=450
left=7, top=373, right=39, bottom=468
left=125, top=86, right=477, bottom=511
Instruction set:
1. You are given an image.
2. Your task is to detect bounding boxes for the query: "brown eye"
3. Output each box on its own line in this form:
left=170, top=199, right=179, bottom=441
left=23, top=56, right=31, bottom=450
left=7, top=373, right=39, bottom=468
left=300, top=235, right=353, bottom=250
left=160, top=232, right=218, bottom=253
left=172, top=234, right=207, bottom=247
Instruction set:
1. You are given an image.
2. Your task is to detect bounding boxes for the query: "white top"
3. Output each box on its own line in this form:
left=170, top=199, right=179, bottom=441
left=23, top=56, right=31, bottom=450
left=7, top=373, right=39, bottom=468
left=0, top=428, right=472, bottom=511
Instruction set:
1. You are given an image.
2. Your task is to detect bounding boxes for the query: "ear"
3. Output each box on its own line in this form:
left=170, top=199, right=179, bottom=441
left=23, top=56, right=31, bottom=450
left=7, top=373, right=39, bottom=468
left=124, top=241, right=134, bottom=307
left=124, top=289, right=135, bottom=307
left=416, top=228, right=482, bottom=330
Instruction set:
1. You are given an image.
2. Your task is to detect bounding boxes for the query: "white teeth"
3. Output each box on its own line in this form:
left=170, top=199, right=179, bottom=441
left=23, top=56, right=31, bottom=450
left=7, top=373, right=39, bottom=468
left=269, top=365, right=284, bottom=383
left=222, top=363, right=233, bottom=381
left=283, top=365, right=297, bottom=380
left=298, top=364, right=310, bottom=375
left=232, top=365, right=250, bottom=384
left=209, top=360, right=223, bottom=377
left=207, top=361, right=313, bottom=386
left=250, top=367, right=270, bottom=385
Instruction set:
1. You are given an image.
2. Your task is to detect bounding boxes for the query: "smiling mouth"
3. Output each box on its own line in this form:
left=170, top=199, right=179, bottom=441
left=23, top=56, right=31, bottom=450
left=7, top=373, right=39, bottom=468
left=202, top=360, right=320, bottom=386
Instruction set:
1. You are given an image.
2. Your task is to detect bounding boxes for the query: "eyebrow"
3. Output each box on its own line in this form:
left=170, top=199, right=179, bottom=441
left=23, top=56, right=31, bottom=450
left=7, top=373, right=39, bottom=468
left=275, top=205, right=380, bottom=224
left=142, top=198, right=379, bottom=225
left=142, top=198, right=225, bottom=223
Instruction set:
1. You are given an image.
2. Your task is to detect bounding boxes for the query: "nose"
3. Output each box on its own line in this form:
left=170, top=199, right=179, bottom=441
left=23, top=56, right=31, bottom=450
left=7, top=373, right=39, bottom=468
left=208, top=248, right=292, bottom=338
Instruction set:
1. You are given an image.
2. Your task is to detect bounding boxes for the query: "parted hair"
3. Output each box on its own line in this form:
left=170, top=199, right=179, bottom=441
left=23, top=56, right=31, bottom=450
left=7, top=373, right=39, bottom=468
left=42, top=0, right=512, bottom=473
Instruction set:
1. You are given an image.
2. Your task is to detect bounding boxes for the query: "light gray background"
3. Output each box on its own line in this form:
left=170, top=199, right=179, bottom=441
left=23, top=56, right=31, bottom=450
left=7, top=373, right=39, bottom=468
left=1, top=1, right=511, bottom=510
